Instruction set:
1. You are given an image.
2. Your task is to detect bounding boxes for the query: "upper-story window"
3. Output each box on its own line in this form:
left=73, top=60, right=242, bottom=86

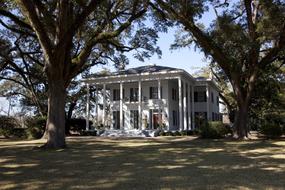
left=113, top=89, right=124, bottom=101
left=150, top=87, right=158, bottom=99
left=172, top=88, right=177, bottom=101
left=149, top=87, right=162, bottom=99
left=113, top=89, right=120, bottom=101
left=216, top=96, right=219, bottom=106
left=130, top=88, right=138, bottom=102
left=194, top=91, right=206, bottom=102
left=211, top=92, right=214, bottom=103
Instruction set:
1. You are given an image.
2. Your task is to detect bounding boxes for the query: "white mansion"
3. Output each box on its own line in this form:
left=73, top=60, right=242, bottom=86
left=83, top=65, right=220, bottom=131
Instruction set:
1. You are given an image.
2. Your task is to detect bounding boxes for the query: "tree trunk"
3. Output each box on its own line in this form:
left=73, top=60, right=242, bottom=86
left=235, top=103, right=249, bottom=139
left=43, top=79, right=66, bottom=148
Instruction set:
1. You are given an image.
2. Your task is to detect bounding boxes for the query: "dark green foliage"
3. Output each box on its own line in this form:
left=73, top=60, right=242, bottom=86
left=158, top=130, right=195, bottom=136
left=158, top=131, right=166, bottom=136
left=180, top=130, right=188, bottom=136
left=181, top=130, right=195, bottom=136
left=67, top=118, right=93, bottom=133
left=158, top=131, right=173, bottom=136
left=25, top=116, right=46, bottom=139
left=258, top=113, right=284, bottom=138
left=259, top=123, right=283, bottom=139
left=165, top=131, right=174, bottom=136
left=80, top=130, right=97, bottom=136
left=0, top=116, right=20, bottom=138
left=12, top=128, right=28, bottom=139
left=173, top=131, right=181, bottom=136
left=198, top=121, right=231, bottom=139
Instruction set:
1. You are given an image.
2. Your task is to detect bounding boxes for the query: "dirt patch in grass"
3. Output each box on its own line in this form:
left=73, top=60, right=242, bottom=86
left=0, top=137, right=284, bottom=190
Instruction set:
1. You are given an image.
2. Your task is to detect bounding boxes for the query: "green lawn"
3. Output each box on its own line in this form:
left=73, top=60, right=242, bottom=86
left=0, top=136, right=284, bottom=190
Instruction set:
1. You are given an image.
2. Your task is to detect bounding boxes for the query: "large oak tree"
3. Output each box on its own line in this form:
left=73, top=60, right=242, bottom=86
left=154, top=0, right=285, bottom=138
left=0, top=0, right=159, bottom=148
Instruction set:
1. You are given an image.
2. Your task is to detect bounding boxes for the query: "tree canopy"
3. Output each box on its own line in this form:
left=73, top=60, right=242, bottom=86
left=153, top=0, right=285, bottom=138
left=0, top=0, right=161, bottom=148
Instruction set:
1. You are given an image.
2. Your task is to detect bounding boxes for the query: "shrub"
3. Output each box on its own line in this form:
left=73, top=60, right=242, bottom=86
left=25, top=116, right=46, bottom=139
left=259, top=123, right=282, bottom=138
left=158, top=130, right=196, bottom=136
left=198, top=121, right=230, bottom=139
left=158, top=131, right=166, bottom=136
left=180, top=130, right=194, bottom=136
left=165, top=131, right=174, bottom=136
left=67, top=118, right=92, bottom=133
left=12, top=128, right=28, bottom=139
left=173, top=131, right=181, bottom=136
left=0, top=116, right=21, bottom=138
left=81, top=130, right=97, bottom=136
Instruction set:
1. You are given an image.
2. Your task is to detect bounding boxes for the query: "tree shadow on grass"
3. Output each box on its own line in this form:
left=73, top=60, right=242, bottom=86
left=0, top=137, right=284, bottom=189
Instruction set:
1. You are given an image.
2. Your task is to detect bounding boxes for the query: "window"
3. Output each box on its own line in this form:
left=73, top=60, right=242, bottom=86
left=216, top=96, right=219, bottom=106
left=113, top=111, right=120, bottom=129
left=172, top=110, right=178, bottom=126
left=150, top=87, right=158, bottom=99
left=172, top=88, right=177, bottom=100
left=113, top=89, right=120, bottom=101
left=212, top=112, right=215, bottom=121
left=130, top=88, right=138, bottom=102
left=130, top=110, right=139, bottom=129
left=194, top=91, right=206, bottom=102
left=113, top=89, right=125, bottom=101
left=211, top=92, right=214, bottom=103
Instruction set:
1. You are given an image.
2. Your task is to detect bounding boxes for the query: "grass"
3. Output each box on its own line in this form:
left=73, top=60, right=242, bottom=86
left=0, top=136, right=285, bottom=190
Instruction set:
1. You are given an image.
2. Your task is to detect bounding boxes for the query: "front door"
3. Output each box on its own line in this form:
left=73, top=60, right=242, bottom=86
left=153, top=113, right=162, bottom=129
left=130, top=110, right=139, bottom=129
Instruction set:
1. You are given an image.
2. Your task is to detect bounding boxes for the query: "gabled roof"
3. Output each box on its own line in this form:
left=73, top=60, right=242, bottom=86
left=113, top=65, right=182, bottom=75
left=82, top=64, right=195, bottom=85
left=195, top=77, right=220, bottom=92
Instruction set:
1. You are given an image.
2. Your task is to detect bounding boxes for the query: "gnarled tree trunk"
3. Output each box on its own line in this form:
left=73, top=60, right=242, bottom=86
left=44, top=73, right=67, bottom=148
left=235, top=102, right=249, bottom=139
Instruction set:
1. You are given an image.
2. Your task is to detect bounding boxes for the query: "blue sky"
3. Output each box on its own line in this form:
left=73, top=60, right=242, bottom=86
left=126, top=28, right=208, bottom=75
left=95, top=6, right=215, bottom=75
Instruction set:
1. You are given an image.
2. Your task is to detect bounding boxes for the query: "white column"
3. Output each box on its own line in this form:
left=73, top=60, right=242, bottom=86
left=120, top=82, right=124, bottom=130
left=102, top=84, right=106, bottom=127
left=178, top=77, right=183, bottom=131
left=206, top=84, right=210, bottom=120
left=188, top=84, right=191, bottom=130
left=183, top=81, right=187, bottom=130
left=138, top=80, right=142, bottom=130
left=158, top=79, right=162, bottom=128
left=191, top=85, right=195, bottom=129
left=85, top=83, right=90, bottom=131
left=96, top=86, right=99, bottom=127
left=110, top=89, right=114, bottom=130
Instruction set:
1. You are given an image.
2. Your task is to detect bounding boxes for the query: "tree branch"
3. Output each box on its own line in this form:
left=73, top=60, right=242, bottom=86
left=156, top=0, right=232, bottom=78
left=0, top=19, right=36, bottom=37
left=260, top=22, right=285, bottom=67
left=18, top=0, right=53, bottom=59
left=70, top=6, right=147, bottom=77
left=0, top=9, right=32, bottom=30
left=0, top=76, right=28, bottom=89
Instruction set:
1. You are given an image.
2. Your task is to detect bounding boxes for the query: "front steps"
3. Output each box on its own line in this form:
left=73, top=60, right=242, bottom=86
left=98, top=129, right=159, bottom=137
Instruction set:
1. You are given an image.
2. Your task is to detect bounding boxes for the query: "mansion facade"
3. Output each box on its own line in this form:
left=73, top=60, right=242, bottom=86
left=83, top=65, right=220, bottom=131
